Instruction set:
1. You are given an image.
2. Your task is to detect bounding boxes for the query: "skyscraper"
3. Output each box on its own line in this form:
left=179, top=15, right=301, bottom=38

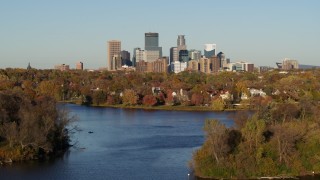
left=189, top=49, right=201, bottom=60
left=120, top=50, right=131, bottom=66
left=107, top=40, right=121, bottom=70
left=177, top=35, right=186, bottom=50
left=179, top=50, right=189, bottom=63
left=145, top=32, right=162, bottom=62
left=145, top=32, right=159, bottom=50
left=217, top=52, right=229, bottom=69
left=204, top=44, right=216, bottom=58
left=132, top=47, right=140, bottom=67
left=135, top=49, right=147, bottom=63
left=170, top=47, right=178, bottom=64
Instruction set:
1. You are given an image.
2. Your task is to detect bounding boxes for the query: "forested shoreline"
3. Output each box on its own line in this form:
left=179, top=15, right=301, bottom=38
left=0, top=90, right=73, bottom=163
left=1, top=68, right=320, bottom=177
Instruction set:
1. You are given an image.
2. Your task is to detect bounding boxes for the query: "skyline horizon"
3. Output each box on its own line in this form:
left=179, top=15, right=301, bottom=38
left=1, top=0, right=319, bottom=69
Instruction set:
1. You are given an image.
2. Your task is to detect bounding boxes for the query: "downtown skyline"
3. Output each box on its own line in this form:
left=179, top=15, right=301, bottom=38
left=0, top=0, right=319, bottom=69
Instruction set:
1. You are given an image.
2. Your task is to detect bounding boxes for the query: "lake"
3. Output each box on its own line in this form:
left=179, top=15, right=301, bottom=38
left=0, top=104, right=235, bottom=180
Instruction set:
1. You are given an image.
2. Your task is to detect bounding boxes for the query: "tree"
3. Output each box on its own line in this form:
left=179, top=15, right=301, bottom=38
left=92, top=90, right=106, bottom=105
left=142, top=94, right=157, bottom=106
left=0, top=90, right=74, bottom=161
left=211, top=98, right=225, bottom=111
left=270, top=122, right=304, bottom=167
left=191, top=93, right=204, bottom=106
left=203, top=120, right=230, bottom=164
left=122, top=89, right=138, bottom=106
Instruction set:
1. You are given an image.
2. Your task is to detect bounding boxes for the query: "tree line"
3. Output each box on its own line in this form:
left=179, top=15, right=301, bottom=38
left=1, top=68, right=319, bottom=110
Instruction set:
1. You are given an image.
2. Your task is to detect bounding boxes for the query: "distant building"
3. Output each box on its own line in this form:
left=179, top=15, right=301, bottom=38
left=187, top=60, right=199, bottom=71
left=146, top=50, right=162, bottom=62
left=135, top=57, right=168, bottom=73
left=111, top=54, right=122, bottom=70
left=150, top=57, right=169, bottom=73
left=246, top=63, right=255, bottom=72
left=189, top=49, right=201, bottom=61
left=55, top=64, right=70, bottom=71
left=204, top=44, right=216, bottom=58
left=145, top=32, right=159, bottom=50
left=170, top=47, right=178, bottom=64
left=145, top=32, right=162, bottom=62
left=179, top=50, right=189, bottom=63
left=259, top=66, right=274, bottom=73
left=135, top=49, right=147, bottom=63
left=217, top=52, right=229, bottom=69
left=132, top=47, right=140, bottom=67
left=199, top=58, right=211, bottom=73
left=282, top=58, right=299, bottom=70
left=76, top=62, right=83, bottom=70
left=121, top=50, right=131, bottom=66
left=211, top=56, right=220, bottom=73
left=136, top=60, right=149, bottom=73
left=107, top=40, right=121, bottom=70
left=226, top=61, right=254, bottom=72
left=171, top=61, right=187, bottom=73
left=177, top=35, right=187, bottom=52
left=27, top=62, right=32, bottom=70
left=177, top=35, right=186, bottom=47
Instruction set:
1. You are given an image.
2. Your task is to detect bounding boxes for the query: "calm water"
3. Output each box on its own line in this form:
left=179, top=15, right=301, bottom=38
left=0, top=104, right=235, bottom=180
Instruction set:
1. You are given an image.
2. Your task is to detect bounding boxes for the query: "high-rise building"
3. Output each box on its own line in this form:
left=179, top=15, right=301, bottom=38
left=107, top=40, right=121, bottom=70
left=188, top=60, right=199, bottom=72
left=132, top=47, right=140, bottom=67
left=135, top=49, right=147, bottom=63
left=217, top=52, right=224, bottom=68
left=189, top=49, right=201, bottom=60
left=120, top=50, right=131, bottom=66
left=111, top=54, right=122, bottom=70
left=199, top=58, right=211, bottom=73
left=170, top=47, right=178, bottom=64
left=145, top=32, right=159, bottom=50
left=145, top=32, right=162, bottom=62
left=136, top=60, right=149, bottom=73
left=177, top=35, right=185, bottom=46
left=146, top=50, right=162, bottom=62
left=171, top=61, right=187, bottom=73
left=204, top=44, right=216, bottom=58
left=151, top=57, right=169, bottom=73
left=76, top=62, right=83, bottom=70
left=211, top=56, right=220, bottom=73
left=179, top=50, right=189, bottom=63
left=177, top=35, right=186, bottom=51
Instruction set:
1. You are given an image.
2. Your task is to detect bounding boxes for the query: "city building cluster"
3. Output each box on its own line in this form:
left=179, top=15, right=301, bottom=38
left=51, top=32, right=303, bottom=72
left=54, top=62, right=83, bottom=71
left=107, top=33, right=256, bottom=73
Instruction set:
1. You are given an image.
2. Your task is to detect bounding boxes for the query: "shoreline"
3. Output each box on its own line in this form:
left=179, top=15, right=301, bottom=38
left=59, top=101, right=245, bottom=112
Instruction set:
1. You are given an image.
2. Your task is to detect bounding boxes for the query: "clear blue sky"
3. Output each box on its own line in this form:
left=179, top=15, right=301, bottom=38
left=0, top=0, right=319, bottom=69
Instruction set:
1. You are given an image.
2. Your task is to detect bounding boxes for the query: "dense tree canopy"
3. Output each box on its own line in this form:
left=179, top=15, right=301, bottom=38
left=0, top=90, right=74, bottom=162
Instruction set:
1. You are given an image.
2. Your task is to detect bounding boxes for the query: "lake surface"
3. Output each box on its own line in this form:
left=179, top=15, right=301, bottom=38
left=0, top=104, right=235, bottom=180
